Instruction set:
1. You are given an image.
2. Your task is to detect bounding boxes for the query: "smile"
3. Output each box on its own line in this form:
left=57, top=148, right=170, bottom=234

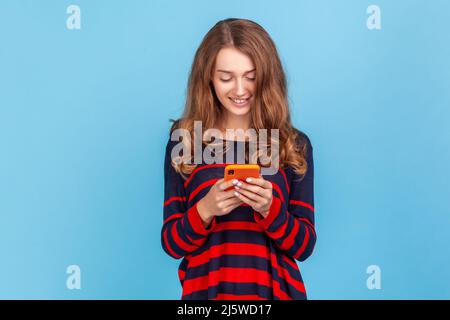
left=229, top=97, right=250, bottom=106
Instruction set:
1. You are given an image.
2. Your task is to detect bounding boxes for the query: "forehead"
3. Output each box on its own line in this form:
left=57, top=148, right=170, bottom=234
left=215, top=47, right=255, bottom=73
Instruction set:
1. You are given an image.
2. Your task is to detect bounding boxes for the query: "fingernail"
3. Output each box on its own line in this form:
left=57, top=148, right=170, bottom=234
left=232, top=179, right=238, bottom=185
left=234, top=192, right=240, bottom=197
left=237, top=182, right=242, bottom=187
left=234, top=186, right=240, bottom=190
left=246, top=178, right=252, bottom=182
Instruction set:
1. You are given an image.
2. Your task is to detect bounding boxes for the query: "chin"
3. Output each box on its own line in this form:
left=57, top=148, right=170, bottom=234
left=227, top=105, right=251, bottom=116
left=222, top=98, right=252, bottom=117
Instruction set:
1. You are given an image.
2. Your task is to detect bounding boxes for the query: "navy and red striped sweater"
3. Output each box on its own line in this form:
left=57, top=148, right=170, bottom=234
left=161, top=130, right=316, bottom=300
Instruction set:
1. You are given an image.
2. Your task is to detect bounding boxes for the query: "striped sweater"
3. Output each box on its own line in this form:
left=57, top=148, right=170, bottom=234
left=161, top=130, right=316, bottom=300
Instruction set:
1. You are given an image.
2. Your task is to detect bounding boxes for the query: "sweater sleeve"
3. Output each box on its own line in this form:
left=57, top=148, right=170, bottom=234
left=161, top=139, right=216, bottom=259
left=253, top=133, right=316, bottom=262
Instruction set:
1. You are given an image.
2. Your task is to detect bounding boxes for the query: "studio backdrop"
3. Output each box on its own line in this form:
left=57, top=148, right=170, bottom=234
left=0, top=0, right=449, bottom=299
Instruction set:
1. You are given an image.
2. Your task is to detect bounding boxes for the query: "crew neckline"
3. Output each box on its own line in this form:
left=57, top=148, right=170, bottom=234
left=216, top=138, right=249, bottom=143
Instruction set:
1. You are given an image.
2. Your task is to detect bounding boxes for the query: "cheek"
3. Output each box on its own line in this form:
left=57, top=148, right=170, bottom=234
left=213, top=81, right=231, bottom=98
left=249, top=82, right=257, bottom=93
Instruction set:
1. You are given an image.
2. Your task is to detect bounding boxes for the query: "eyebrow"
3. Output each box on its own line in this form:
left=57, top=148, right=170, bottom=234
left=216, top=68, right=256, bottom=75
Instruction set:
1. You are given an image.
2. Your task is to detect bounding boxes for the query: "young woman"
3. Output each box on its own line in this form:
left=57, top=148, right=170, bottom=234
left=161, top=18, right=316, bottom=300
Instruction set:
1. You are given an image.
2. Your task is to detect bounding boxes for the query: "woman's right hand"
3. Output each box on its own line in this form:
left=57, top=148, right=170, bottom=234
left=196, top=178, right=243, bottom=228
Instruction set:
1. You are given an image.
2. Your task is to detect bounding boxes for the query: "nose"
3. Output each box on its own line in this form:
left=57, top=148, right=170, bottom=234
left=233, top=78, right=247, bottom=97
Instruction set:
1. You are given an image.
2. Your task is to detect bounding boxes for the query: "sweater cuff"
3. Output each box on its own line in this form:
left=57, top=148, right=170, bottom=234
left=253, top=196, right=282, bottom=230
left=187, top=202, right=216, bottom=236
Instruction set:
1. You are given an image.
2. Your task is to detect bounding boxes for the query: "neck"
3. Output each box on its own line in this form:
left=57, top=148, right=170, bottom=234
left=221, top=112, right=251, bottom=133
left=218, top=113, right=251, bottom=142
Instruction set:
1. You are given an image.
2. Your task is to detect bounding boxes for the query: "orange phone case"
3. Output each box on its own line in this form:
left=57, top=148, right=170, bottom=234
left=224, top=164, right=260, bottom=190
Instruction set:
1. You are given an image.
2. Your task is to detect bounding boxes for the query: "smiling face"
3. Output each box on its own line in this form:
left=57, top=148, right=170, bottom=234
left=212, top=47, right=256, bottom=126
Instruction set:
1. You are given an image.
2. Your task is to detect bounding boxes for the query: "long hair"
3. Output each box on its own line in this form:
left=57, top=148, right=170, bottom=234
left=170, top=18, right=308, bottom=179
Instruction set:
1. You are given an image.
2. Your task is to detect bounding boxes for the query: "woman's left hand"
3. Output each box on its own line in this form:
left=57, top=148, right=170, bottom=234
left=232, top=176, right=273, bottom=218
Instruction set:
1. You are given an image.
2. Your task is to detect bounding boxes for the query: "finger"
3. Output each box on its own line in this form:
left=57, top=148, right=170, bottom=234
left=234, top=190, right=258, bottom=207
left=235, top=187, right=266, bottom=203
left=222, top=196, right=243, bottom=208
left=221, top=196, right=243, bottom=213
left=225, top=200, right=244, bottom=212
left=244, top=177, right=272, bottom=189
left=217, top=178, right=238, bottom=191
left=234, top=180, right=265, bottom=196
left=219, top=189, right=240, bottom=201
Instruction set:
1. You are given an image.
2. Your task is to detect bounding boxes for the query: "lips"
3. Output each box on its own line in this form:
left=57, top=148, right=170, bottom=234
left=229, top=96, right=251, bottom=107
left=230, top=97, right=249, bottom=102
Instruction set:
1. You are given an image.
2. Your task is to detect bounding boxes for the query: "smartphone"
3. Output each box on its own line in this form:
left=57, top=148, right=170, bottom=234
left=224, top=164, right=260, bottom=190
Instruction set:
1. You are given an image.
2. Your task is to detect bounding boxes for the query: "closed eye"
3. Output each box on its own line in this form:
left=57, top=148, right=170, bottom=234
left=220, top=77, right=255, bottom=82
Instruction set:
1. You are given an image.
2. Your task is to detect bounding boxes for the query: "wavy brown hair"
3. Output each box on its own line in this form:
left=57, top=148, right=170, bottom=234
left=170, top=18, right=308, bottom=179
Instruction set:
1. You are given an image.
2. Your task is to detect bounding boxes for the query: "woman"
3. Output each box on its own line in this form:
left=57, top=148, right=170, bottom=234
left=161, top=18, right=316, bottom=300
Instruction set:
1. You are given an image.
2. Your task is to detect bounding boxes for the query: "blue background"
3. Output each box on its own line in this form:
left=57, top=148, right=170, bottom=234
left=1, top=0, right=449, bottom=299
